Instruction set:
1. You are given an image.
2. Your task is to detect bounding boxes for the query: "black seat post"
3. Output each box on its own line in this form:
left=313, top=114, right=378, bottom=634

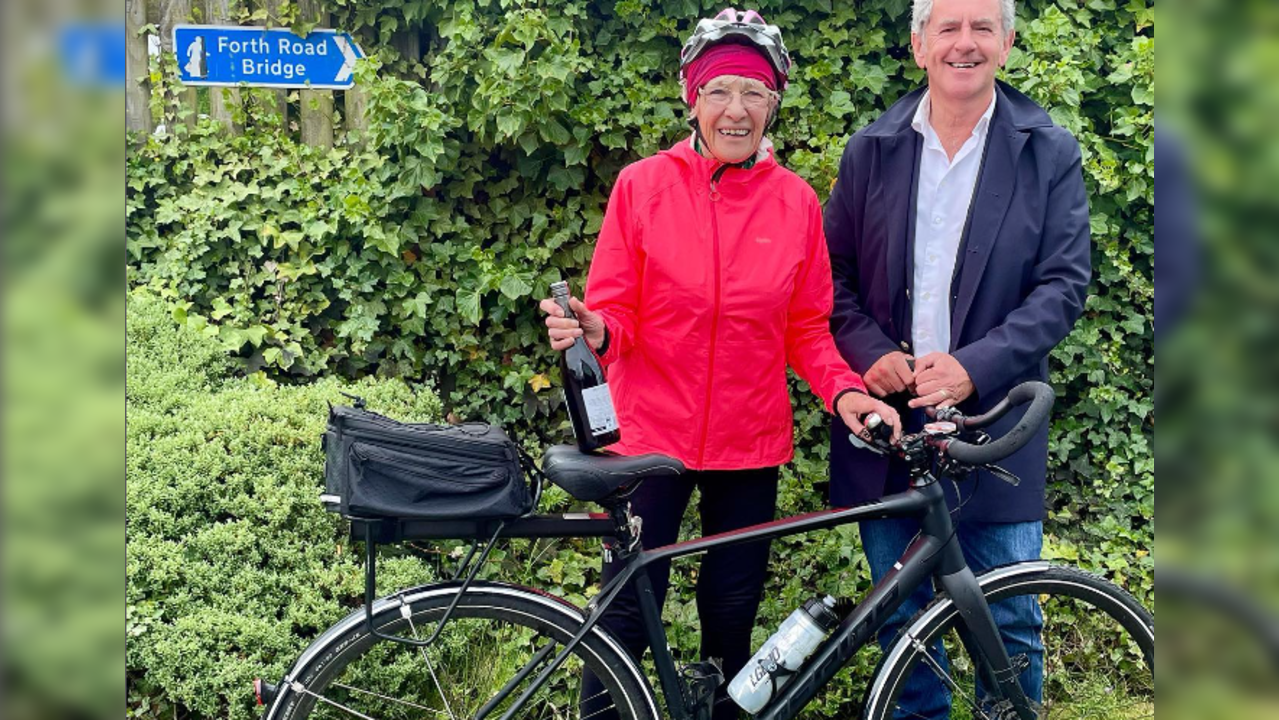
left=605, top=498, right=641, bottom=563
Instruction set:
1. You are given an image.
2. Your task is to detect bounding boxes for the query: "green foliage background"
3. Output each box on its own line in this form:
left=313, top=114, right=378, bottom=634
left=126, top=0, right=1152, bottom=717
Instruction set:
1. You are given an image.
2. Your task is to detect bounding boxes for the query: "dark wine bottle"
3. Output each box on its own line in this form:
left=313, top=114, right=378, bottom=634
left=551, top=281, right=621, bottom=452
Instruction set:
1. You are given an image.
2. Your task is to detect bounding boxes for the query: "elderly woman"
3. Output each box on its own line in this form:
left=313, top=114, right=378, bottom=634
left=539, top=9, right=899, bottom=719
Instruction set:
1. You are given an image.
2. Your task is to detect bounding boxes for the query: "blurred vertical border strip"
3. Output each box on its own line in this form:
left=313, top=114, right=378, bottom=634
left=2, top=1, right=125, bottom=719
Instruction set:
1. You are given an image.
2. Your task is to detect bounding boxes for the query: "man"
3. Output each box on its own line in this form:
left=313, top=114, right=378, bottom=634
left=824, top=0, right=1091, bottom=715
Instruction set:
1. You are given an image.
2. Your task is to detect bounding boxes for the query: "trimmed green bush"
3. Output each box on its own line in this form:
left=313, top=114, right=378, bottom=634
left=126, top=289, right=447, bottom=719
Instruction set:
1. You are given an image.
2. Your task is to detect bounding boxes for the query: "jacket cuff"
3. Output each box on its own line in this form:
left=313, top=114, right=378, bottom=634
left=950, top=344, right=989, bottom=402
left=831, top=386, right=867, bottom=413
left=596, top=317, right=622, bottom=366
left=595, top=325, right=611, bottom=357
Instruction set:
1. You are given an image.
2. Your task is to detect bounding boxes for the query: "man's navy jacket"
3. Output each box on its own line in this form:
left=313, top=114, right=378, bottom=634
left=825, top=80, right=1092, bottom=523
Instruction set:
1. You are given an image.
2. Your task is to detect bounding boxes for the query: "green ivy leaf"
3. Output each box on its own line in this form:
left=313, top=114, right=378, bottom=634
left=485, top=47, right=526, bottom=76
left=496, top=111, right=524, bottom=139
left=563, top=143, right=588, bottom=166
left=517, top=132, right=540, bottom=155
left=244, top=325, right=269, bottom=347
left=539, top=119, right=572, bottom=145
left=306, top=220, right=333, bottom=240
left=826, top=90, right=855, bottom=118
left=546, top=165, right=585, bottom=192
left=498, top=273, right=534, bottom=300
left=457, top=287, right=483, bottom=326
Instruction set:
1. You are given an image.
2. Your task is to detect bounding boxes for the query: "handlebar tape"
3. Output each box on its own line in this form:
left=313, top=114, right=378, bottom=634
left=944, top=382, right=1055, bottom=465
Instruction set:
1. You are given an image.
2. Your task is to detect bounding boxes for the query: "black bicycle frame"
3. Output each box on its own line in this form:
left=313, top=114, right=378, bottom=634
left=455, top=475, right=1037, bottom=720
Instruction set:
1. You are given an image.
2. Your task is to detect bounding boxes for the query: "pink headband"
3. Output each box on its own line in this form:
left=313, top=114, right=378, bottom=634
left=683, top=43, right=777, bottom=105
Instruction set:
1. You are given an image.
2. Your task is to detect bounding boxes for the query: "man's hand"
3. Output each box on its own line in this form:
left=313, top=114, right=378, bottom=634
left=863, top=351, right=915, bottom=397
left=837, top=391, right=902, bottom=444
left=909, top=352, right=974, bottom=409
left=538, top=296, right=607, bottom=352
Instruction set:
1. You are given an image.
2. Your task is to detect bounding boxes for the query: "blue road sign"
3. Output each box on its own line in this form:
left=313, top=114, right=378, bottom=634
left=59, top=22, right=127, bottom=87
left=173, top=24, right=365, bottom=89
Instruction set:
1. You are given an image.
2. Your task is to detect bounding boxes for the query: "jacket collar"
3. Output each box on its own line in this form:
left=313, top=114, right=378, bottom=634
left=665, top=134, right=778, bottom=182
left=863, top=79, right=1051, bottom=138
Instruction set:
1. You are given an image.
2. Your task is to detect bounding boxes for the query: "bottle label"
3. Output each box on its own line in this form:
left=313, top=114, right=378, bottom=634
left=745, top=620, right=809, bottom=690
left=581, top=384, right=619, bottom=435
left=746, top=643, right=785, bottom=689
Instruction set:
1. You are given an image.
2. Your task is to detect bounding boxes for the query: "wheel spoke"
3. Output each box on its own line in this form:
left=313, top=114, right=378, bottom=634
left=404, top=610, right=459, bottom=720
left=904, top=633, right=997, bottom=720
left=329, top=683, right=451, bottom=717
left=290, top=681, right=383, bottom=720
left=580, top=702, right=619, bottom=720
left=276, top=588, right=649, bottom=720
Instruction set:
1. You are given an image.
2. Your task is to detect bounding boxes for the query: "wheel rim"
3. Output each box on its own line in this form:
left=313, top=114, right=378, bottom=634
left=284, top=602, right=640, bottom=720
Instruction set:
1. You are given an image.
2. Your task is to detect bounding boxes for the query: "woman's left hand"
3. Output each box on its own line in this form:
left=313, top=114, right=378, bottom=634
left=836, top=391, right=902, bottom=444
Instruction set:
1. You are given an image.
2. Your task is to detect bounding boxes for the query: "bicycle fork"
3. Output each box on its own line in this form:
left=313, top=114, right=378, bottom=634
left=937, top=562, right=1039, bottom=720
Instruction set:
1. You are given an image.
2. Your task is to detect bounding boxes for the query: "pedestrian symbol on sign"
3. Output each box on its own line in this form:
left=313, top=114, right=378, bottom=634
left=184, top=36, right=206, bottom=78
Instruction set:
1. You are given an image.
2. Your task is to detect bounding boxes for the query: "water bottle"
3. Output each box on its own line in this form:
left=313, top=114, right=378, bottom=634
left=727, top=595, right=840, bottom=713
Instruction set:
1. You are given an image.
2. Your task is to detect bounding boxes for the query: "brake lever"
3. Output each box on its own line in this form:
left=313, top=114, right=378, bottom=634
left=983, top=463, right=1021, bottom=486
left=848, top=432, right=889, bottom=457
left=847, top=412, right=893, bottom=457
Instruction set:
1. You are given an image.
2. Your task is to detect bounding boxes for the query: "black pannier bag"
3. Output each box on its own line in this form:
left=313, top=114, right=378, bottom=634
left=323, top=404, right=533, bottom=520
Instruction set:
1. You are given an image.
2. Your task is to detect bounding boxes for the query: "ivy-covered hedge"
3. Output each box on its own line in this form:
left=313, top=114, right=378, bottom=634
left=126, top=0, right=1152, bottom=715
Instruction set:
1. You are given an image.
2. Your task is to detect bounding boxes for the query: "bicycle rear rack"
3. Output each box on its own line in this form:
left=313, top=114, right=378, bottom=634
left=356, top=518, right=506, bottom=648
left=350, top=433, right=555, bottom=648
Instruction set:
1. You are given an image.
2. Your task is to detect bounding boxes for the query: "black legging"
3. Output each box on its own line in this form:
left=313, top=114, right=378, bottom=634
left=581, top=467, right=780, bottom=720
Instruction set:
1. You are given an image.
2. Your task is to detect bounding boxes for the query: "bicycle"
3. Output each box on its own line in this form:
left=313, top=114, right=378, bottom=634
left=255, top=381, right=1153, bottom=720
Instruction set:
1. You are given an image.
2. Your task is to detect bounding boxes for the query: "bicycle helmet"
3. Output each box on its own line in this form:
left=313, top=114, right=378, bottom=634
left=679, top=8, right=792, bottom=105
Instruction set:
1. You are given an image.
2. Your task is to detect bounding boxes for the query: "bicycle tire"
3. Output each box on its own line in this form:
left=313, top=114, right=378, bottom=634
left=264, top=581, right=659, bottom=720
left=863, top=563, right=1154, bottom=720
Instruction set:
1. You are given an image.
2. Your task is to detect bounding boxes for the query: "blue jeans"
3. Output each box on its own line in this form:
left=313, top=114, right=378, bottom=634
left=860, top=518, right=1045, bottom=720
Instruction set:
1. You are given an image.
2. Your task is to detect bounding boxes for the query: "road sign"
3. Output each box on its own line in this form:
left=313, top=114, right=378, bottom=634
left=173, top=24, right=365, bottom=89
left=60, top=22, right=127, bottom=87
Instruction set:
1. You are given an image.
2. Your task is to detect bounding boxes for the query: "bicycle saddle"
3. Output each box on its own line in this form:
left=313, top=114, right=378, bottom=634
left=540, top=445, right=685, bottom=502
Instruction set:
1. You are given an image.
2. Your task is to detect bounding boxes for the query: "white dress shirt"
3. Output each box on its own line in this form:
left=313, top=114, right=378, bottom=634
left=910, top=89, right=997, bottom=357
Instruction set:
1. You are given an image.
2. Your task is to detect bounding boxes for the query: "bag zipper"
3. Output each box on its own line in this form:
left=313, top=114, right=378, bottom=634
left=334, top=410, right=514, bottom=462
left=352, top=444, right=507, bottom=490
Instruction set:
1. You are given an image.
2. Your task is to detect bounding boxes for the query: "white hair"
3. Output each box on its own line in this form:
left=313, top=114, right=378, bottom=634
left=912, top=0, right=1015, bottom=36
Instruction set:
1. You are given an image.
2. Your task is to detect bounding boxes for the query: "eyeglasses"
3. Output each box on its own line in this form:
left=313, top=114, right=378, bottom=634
left=699, top=86, right=777, bottom=110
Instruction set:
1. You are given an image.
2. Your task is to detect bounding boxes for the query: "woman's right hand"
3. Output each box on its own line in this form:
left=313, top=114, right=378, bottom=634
left=538, top=296, right=607, bottom=352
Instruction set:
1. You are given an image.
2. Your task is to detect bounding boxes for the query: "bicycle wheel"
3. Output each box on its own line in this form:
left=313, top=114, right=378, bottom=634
left=265, top=581, right=659, bottom=720
left=864, top=563, right=1154, bottom=720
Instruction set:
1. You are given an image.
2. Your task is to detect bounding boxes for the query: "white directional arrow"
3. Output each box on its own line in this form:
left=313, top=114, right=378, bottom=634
left=334, top=36, right=358, bottom=83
